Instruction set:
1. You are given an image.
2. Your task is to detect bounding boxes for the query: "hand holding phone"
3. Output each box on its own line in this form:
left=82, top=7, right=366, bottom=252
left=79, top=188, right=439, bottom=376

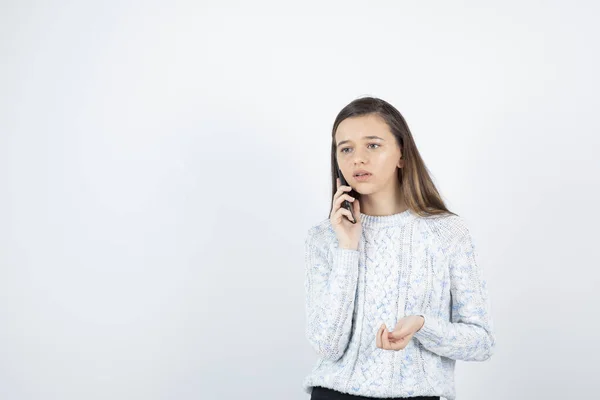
left=330, top=169, right=362, bottom=250
left=337, top=167, right=357, bottom=224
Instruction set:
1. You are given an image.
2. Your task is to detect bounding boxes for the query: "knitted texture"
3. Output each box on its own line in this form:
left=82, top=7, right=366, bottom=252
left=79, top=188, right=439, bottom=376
left=302, top=209, right=495, bottom=400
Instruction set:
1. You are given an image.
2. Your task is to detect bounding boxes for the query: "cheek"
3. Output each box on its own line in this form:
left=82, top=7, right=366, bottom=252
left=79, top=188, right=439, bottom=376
left=372, top=151, right=397, bottom=167
left=372, top=155, right=400, bottom=178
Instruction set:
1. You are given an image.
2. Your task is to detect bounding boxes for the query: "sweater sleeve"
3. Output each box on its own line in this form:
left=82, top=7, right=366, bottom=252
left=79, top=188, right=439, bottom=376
left=413, top=225, right=496, bottom=361
left=304, top=227, right=360, bottom=361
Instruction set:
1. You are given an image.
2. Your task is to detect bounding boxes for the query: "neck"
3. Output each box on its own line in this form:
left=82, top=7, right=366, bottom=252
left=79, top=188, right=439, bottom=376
left=359, top=180, right=407, bottom=216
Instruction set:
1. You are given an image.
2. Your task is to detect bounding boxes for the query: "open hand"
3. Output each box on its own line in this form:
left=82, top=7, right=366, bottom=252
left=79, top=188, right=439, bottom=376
left=376, top=315, right=425, bottom=350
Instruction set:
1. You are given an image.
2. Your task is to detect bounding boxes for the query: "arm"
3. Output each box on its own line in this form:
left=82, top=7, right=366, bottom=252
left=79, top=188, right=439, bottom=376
left=413, top=227, right=496, bottom=361
left=304, top=228, right=360, bottom=361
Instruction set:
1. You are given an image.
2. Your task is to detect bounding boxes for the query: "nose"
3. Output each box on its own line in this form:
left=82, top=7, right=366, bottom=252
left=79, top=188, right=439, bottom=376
left=351, top=148, right=367, bottom=165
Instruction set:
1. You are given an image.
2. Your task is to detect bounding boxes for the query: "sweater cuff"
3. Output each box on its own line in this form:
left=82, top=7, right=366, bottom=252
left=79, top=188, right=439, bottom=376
left=413, top=313, right=445, bottom=344
left=331, top=247, right=360, bottom=271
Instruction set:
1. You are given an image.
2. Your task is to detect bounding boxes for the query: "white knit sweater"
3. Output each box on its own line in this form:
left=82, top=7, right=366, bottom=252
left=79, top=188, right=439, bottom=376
left=302, top=209, right=495, bottom=400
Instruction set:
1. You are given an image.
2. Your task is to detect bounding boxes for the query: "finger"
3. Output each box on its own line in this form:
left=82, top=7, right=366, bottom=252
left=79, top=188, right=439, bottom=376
left=335, top=207, right=355, bottom=223
left=390, top=338, right=405, bottom=350
left=335, top=193, right=355, bottom=210
left=388, top=332, right=407, bottom=348
left=376, top=325, right=383, bottom=348
left=331, top=188, right=349, bottom=219
left=392, top=333, right=412, bottom=350
left=389, top=319, right=410, bottom=340
left=332, top=208, right=353, bottom=224
left=335, top=183, right=352, bottom=195
left=333, top=186, right=352, bottom=204
left=331, top=186, right=352, bottom=213
left=390, top=326, right=411, bottom=340
left=382, top=325, right=392, bottom=350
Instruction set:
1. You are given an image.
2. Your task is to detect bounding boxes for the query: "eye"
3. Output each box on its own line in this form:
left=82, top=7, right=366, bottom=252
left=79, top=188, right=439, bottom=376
left=340, top=143, right=380, bottom=154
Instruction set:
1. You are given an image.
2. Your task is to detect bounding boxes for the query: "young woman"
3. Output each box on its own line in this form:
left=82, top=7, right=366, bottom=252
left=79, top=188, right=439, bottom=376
left=302, top=97, right=495, bottom=400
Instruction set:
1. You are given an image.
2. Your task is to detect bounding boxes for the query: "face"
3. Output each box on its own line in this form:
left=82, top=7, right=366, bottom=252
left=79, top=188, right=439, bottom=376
left=335, top=113, right=404, bottom=195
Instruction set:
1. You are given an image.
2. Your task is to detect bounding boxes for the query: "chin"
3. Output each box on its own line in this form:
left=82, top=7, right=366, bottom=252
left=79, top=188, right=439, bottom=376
left=353, top=182, right=380, bottom=196
left=354, top=184, right=376, bottom=196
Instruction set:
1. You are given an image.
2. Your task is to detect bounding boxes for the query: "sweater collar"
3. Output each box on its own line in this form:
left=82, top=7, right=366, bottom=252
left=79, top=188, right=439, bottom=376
left=359, top=208, right=415, bottom=229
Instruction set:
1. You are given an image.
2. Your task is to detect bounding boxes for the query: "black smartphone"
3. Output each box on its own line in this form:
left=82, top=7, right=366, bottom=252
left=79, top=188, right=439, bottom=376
left=337, top=165, right=357, bottom=224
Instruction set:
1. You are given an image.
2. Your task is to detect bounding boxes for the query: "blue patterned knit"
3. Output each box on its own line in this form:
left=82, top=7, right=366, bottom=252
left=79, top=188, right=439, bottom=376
left=302, top=209, right=495, bottom=400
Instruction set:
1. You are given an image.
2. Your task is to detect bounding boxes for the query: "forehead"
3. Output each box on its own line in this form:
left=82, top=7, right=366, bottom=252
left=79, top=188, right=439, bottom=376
left=335, top=114, right=392, bottom=141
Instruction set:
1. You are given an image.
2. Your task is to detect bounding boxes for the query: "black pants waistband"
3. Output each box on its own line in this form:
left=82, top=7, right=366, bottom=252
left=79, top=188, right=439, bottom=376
left=310, top=386, right=440, bottom=400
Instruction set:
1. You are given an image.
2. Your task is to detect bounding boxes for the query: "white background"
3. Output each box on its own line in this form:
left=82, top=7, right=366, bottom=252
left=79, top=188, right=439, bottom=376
left=1, top=1, right=598, bottom=399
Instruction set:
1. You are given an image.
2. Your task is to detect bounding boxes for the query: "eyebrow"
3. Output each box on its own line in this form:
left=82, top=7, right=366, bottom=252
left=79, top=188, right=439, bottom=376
left=336, top=136, right=385, bottom=148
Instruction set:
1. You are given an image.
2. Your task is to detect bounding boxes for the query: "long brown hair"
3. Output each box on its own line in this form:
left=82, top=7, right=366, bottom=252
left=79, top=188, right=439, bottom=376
left=329, top=96, right=456, bottom=218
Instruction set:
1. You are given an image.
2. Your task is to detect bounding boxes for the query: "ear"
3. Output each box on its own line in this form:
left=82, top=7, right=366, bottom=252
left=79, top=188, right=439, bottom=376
left=397, top=153, right=404, bottom=169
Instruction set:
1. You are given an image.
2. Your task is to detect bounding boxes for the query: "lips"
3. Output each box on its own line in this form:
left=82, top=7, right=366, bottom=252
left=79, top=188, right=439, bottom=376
left=354, top=174, right=372, bottom=182
left=354, top=170, right=371, bottom=177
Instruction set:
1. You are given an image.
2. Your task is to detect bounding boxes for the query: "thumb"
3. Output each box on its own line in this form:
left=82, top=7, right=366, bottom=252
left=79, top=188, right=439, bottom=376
left=390, top=325, right=411, bottom=340
left=389, top=330, right=405, bottom=340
